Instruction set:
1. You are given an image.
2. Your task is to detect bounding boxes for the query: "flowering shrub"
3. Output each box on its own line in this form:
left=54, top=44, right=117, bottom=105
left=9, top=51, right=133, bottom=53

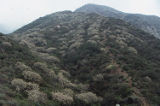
left=26, top=82, right=39, bottom=91
left=46, top=47, right=57, bottom=53
left=62, top=88, right=74, bottom=96
left=75, top=92, right=102, bottom=104
left=28, top=90, right=47, bottom=103
left=93, top=74, right=104, bottom=81
left=52, top=92, right=73, bottom=104
left=57, top=72, right=70, bottom=87
left=33, top=62, right=49, bottom=72
left=2, top=41, right=12, bottom=47
left=15, top=62, right=32, bottom=72
left=11, top=78, right=27, bottom=92
left=128, top=47, right=138, bottom=54
left=22, top=71, right=42, bottom=83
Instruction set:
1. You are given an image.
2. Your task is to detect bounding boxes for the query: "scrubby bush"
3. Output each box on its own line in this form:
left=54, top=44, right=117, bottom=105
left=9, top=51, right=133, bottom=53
left=105, top=64, right=117, bottom=71
left=59, top=70, right=71, bottom=78
left=62, top=88, right=74, bottom=96
left=57, top=72, right=70, bottom=87
left=69, top=41, right=82, bottom=49
left=22, top=71, right=42, bottom=83
left=75, top=92, right=102, bottom=104
left=127, top=95, right=140, bottom=104
left=26, top=82, right=39, bottom=91
left=33, top=62, right=49, bottom=72
left=27, top=90, right=47, bottom=103
left=48, top=56, right=60, bottom=63
left=115, top=83, right=133, bottom=97
left=87, top=40, right=97, bottom=45
left=128, top=47, right=138, bottom=54
left=47, top=71, right=56, bottom=78
left=116, top=40, right=127, bottom=47
left=65, top=82, right=77, bottom=89
left=91, top=35, right=101, bottom=40
left=1, top=42, right=12, bottom=47
left=38, top=53, right=60, bottom=63
left=144, top=76, right=152, bottom=82
left=11, top=78, right=27, bottom=92
left=11, top=78, right=40, bottom=92
left=52, top=92, right=73, bottom=104
left=93, top=74, right=104, bottom=81
left=35, top=47, right=46, bottom=53
left=19, top=40, right=33, bottom=48
left=87, top=24, right=99, bottom=35
left=34, top=62, right=57, bottom=79
left=77, top=83, right=89, bottom=91
left=33, top=38, right=47, bottom=47
left=15, top=62, right=32, bottom=72
left=46, top=47, right=57, bottom=53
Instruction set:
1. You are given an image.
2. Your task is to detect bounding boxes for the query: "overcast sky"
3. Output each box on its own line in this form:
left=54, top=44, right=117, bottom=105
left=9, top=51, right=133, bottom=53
left=0, top=0, right=160, bottom=33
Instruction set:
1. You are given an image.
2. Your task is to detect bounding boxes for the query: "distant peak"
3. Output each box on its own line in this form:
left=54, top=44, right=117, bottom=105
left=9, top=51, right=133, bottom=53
left=77, top=3, right=112, bottom=9
left=75, top=3, right=122, bottom=13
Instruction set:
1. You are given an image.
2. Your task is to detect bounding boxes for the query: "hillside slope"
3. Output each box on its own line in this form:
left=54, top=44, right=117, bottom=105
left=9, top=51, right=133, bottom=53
left=75, top=4, right=160, bottom=38
left=0, top=33, right=39, bottom=105
left=0, top=33, right=76, bottom=106
left=10, top=11, right=160, bottom=106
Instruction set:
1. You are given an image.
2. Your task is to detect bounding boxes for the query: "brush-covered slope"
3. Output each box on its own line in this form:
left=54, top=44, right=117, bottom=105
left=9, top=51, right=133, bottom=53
left=0, top=33, right=75, bottom=106
left=0, top=33, right=39, bottom=105
left=11, top=11, right=160, bottom=106
left=75, top=4, right=160, bottom=38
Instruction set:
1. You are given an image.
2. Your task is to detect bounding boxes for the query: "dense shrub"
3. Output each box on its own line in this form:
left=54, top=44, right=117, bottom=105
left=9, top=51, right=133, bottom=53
left=69, top=41, right=82, bottom=49
left=35, top=47, right=46, bottom=53
left=57, top=73, right=70, bottom=87
left=33, top=38, right=47, bottom=47
left=11, top=78, right=40, bottom=91
left=59, top=70, right=71, bottom=78
left=47, top=71, right=56, bottom=78
left=52, top=92, right=73, bottom=104
left=19, top=40, right=31, bottom=47
left=62, top=88, right=74, bottom=96
left=38, top=53, right=60, bottom=63
left=15, top=62, right=32, bottom=72
left=33, top=62, right=49, bottom=72
left=128, top=47, right=138, bottom=54
left=11, top=78, right=27, bottom=92
left=77, top=83, right=89, bottom=91
left=1, top=42, right=12, bottom=47
left=46, top=47, right=57, bottom=53
left=26, top=82, right=39, bottom=91
left=75, top=92, right=102, bottom=104
left=27, top=90, right=47, bottom=103
left=93, top=74, right=104, bottom=81
left=22, top=71, right=42, bottom=83
left=105, top=64, right=117, bottom=71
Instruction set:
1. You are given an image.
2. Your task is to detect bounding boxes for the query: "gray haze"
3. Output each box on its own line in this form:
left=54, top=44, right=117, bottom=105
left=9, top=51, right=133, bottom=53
left=0, top=0, right=160, bottom=34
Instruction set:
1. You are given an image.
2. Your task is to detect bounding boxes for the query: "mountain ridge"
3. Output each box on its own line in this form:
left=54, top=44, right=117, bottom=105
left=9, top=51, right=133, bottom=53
left=75, top=4, right=160, bottom=38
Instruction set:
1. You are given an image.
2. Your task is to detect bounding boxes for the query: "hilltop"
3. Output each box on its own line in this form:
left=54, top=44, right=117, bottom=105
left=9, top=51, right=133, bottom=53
left=76, top=4, right=160, bottom=38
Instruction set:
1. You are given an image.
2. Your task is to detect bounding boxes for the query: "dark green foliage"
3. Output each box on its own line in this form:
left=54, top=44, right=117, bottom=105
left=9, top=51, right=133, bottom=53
left=0, top=35, right=41, bottom=105
left=6, top=11, right=160, bottom=106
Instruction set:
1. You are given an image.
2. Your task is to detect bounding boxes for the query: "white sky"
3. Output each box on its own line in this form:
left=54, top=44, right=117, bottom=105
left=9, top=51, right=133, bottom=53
left=0, top=0, right=160, bottom=33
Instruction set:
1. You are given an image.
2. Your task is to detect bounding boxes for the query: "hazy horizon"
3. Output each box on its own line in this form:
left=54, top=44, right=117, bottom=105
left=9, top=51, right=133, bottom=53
left=0, top=0, right=160, bottom=34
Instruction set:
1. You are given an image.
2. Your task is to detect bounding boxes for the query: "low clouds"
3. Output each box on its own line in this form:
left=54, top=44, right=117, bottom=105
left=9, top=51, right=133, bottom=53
left=0, top=0, right=159, bottom=33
